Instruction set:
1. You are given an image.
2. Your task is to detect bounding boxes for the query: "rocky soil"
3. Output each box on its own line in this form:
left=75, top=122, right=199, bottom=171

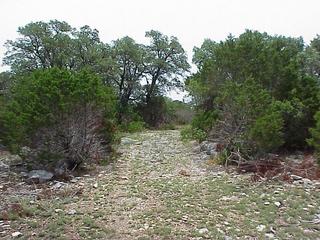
left=0, top=130, right=320, bottom=239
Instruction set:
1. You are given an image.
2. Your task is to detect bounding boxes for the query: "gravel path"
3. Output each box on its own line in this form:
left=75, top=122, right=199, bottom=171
left=1, top=130, right=320, bottom=239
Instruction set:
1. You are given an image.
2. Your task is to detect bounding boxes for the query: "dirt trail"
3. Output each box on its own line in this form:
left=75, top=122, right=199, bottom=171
left=95, top=130, right=208, bottom=239
left=1, top=130, right=320, bottom=239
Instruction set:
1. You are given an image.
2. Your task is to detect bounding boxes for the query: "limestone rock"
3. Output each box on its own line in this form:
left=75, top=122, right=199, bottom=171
left=27, top=170, right=54, bottom=183
left=291, top=174, right=303, bottom=181
left=12, top=232, right=22, bottom=238
left=198, top=228, right=209, bottom=234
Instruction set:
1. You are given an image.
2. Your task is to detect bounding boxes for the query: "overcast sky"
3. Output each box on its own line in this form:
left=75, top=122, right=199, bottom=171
left=1, top=0, right=319, bottom=99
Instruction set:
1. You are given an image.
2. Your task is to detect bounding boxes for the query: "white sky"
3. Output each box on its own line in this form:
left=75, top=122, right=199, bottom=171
left=1, top=0, right=319, bottom=100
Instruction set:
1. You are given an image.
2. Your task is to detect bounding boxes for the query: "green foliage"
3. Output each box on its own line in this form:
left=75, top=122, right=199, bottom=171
left=187, top=30, right=320, bottom=160
left=212, top=79, right=284, bottom=157
left=3, top=21, right=191, bottom=129
left=110, top=36, right=146, bottom=122
left=117, top=105, right=145, bottom=133
left=144, top=30, right=190, bottom=103
left=1, top=68, right=116, bottom=157
left=180, top=125, right=207, bottom=142
left=159, top=123, right=176, bottom=130
left=4, top=20, right=111, bottom=75
left=249, top=106, right=284, bottom=153
left=165, top=98, right=194, bottom=125
left=308, top=111, right=320, bottom=164
left=125, top=121, right=146, bottom=133
left=191, top=110, right=218, bottom=132
left=138, top=96, right=167, bottom=127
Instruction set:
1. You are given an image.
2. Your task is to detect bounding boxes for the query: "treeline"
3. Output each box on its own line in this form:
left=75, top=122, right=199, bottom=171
left=2, top=21, right=320, bottom=169
left=185, top=30, right=320, bottom=164
left=0, top=20, right=192, bottom=171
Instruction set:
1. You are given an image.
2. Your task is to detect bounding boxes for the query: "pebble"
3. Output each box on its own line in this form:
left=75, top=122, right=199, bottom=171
left=260, top=193, right=266, bottom=198
left=198, top=228, right=209, bottom=234
left=265, top=232, right=275, bottom=239
left=291, top=175, right=302, bottom=180
left=52, top=181, right=65, bottom=189
left=274, top=202, right=281, bottom=207
left=12, top=232, right=22, bottom=237
left=303, top=178, right=313, bottom=185
left=182, top=215, right=188, bottom=221
left=93, top=183, right=98, bottom=188
left=67, top=209, right=77, bottom=215
left=257, top=224, right=266, bottom=232
left=264, top=201, right=270, bottom=205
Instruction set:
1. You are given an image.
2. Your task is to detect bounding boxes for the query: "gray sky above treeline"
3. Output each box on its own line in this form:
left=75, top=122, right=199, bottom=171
left=1, top=0, right=319, bottom=99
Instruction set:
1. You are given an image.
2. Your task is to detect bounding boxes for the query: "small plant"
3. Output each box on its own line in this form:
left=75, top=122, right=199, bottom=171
left=0, top=203, right=32, bottom=220
left=180, top=125, right=207, bottom=142
left=83, top=216, right=98, bottom=228
left=120, top=120, right=145, bottom=133
left=191, top=110, right=218, bottom=132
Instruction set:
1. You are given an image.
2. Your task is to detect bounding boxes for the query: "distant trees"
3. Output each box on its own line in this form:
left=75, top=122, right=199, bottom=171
left=3, top=20, right=190, bottom=128
left=3, top=20, right=109, bottom=73
left=143, top=30, right=190, bottom=104
left=0, top=20, right=190, bottom=170
left=109, top=36, right=146, bottom=122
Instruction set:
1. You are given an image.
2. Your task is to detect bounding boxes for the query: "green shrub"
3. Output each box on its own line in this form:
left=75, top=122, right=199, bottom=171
left=180, top=125, right=207, bottom=142
left=249, top=106, right=284, bottom=154
left=191, top=110, right=218, bottom=132
left=118, top=105, right=146, bottom=133
left=212, top=79, right=284, bottom=158
left=307, top=111, right=320, bottom=164
left=0, top=68, right=116, bottom=167
left=125, top=121, right=145, bottom=133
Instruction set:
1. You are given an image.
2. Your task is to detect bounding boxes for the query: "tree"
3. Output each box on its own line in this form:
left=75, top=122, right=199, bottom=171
left=144, top=30, right=190, bottom=104
left=302, top=35, right=320, bottom=80
left=4, top=20, right=75, bottom=72
left=135, top=30, right=190, bottom=126
left=190, top=30, right=304, bottom=101
left=110, top=36, right=146, bottom=122
left=0, top=72, right=14, bottom=95
left=3, top=20, right=113, bottom=76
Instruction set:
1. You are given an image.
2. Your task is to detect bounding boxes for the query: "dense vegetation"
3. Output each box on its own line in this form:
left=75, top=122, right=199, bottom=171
left=186, top=30, right=320, bottom=163
left=0, top=20, right=191, bottom=171
left=1, top=20, right=320, bottom=169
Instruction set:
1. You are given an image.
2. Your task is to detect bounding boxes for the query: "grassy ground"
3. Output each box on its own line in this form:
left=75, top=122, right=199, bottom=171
left=1, top=130, right=320, bottom=239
